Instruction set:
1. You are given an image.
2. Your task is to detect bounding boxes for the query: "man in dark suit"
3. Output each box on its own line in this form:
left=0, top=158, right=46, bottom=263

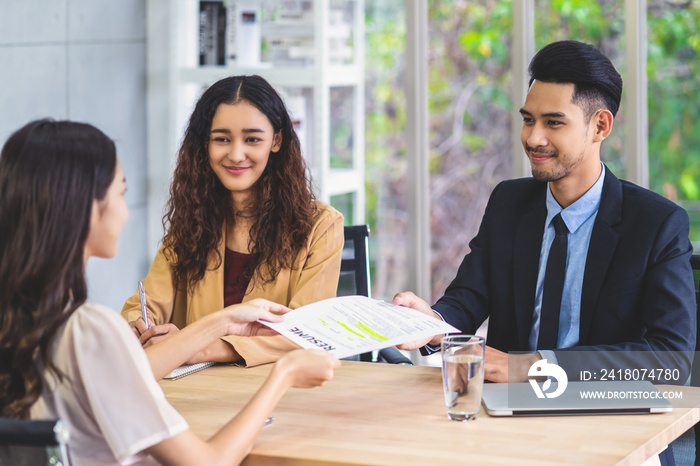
left=394, top=40, right=696, bottom=385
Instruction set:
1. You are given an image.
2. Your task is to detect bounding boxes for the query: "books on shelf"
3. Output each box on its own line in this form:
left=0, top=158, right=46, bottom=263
left=199, top=0, right=261, bottom=67
left=225, top=2, right=237, bottom=63
left=235, top=1, right=262, bottom=66
left=199, top=1, right=226, bottom=66
left=197, top=0, right=353, bottom=67
left=265, top=36, right=314, bottom=65
left=268, top=0, right=313, bottom=25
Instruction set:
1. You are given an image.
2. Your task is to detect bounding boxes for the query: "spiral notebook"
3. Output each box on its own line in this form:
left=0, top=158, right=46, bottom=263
left=164, top=361, right=216, bottom=380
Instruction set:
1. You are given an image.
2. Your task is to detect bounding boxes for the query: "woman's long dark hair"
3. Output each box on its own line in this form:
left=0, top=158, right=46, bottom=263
left=0, top=119, right=116, bottom=419
left=164, top=75, right=316, bottom=291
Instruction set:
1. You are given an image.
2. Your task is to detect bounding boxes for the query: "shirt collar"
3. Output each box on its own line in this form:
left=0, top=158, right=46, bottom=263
left=545, top=162, right=605, bottom=234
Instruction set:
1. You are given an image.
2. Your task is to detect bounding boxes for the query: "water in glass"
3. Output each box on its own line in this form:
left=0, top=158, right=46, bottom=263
left=442, top=353, right=484, bottom=421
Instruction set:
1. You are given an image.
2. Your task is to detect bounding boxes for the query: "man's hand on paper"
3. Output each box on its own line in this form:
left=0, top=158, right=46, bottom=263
left=484, top=346, right=542, bottom=383
left=392, top=291, right=445, bottom=350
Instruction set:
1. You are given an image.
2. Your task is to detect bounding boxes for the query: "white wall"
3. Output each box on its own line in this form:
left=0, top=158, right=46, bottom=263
left=0, top=0, right=151, bottom=311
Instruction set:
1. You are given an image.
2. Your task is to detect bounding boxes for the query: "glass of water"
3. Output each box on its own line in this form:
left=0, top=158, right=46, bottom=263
left=441, top=335, right=485, bottom=421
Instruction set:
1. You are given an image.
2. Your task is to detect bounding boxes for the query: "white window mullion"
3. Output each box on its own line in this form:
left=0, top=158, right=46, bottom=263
left=624, top=0, right=649, bottom=187
left=405, top=0, right=431, bottom=304
left=511, top=0, right=535, bottom=179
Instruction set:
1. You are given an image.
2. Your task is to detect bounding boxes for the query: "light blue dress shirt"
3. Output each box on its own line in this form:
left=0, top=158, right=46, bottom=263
left=530, top=163, right=605, bottom=360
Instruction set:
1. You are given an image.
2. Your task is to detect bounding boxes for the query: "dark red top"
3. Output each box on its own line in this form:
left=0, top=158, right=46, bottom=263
left=224, top=248, right=254, bottom=307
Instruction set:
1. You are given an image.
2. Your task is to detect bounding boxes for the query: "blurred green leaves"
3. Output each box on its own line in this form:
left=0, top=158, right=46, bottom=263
left=647, top=1, right=700, bottom=240
left=363, top=0, right=700, bottom=297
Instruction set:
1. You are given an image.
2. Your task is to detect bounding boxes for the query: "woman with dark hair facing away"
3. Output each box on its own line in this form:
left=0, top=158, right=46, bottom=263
left=122, top=75, right=344, bottom=367
left=0, top=119, right=339, bottom=465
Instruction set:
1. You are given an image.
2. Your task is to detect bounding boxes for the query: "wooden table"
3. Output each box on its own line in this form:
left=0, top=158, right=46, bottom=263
left=160, top=361, right=700, bottom=465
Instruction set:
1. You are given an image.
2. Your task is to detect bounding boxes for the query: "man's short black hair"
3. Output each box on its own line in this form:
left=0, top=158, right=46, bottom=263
left=528, top=40, right=623, bottom=121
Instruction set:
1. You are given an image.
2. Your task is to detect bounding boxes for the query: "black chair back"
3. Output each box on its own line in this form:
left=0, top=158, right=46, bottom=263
left=338, top=225, right=371, bottom=298
left=338, top=225, right=412, bottom=365
left=691, top=254, right=700, bottom=385
left=0, top=418, right=70, bottom=466
left=688, top=254, right=700, bottom=466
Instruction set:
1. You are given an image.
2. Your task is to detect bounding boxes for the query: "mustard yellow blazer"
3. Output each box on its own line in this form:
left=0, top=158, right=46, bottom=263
left=122, top=201, right=344, bottom=366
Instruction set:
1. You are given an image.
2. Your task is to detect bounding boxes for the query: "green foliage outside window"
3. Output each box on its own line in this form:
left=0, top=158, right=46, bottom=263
left=364, top=0, right=700, bottom=300
left=536, top=0, right=700, bottom=245
left=647, top=1, right=700, bottom=246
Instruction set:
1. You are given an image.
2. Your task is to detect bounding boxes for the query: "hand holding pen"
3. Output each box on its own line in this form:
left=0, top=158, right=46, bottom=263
left=132, top=280, right=181, bottom=346
left=128, top=280, right=157, bottom=338
left=138, top=280, right=150, bottom=330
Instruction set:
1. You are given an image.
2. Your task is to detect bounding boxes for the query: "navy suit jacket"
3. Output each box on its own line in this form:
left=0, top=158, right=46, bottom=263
left=432, top=166, right=696, bottom=382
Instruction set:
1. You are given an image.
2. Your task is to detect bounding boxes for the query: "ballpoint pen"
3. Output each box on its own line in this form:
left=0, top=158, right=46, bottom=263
left=138, top=280, right=150, bottom=329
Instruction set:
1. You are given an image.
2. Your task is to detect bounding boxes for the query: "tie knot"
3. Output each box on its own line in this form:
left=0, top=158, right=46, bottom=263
left=552, top=213, right=568, bottom=236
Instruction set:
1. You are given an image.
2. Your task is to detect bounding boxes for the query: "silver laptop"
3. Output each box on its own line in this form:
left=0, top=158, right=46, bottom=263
left=481, top=380, right=672, bottom=416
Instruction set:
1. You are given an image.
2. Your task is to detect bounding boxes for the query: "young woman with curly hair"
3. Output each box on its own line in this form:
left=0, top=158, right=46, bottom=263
left=0, top=119, right=339, bottom=465
left=122, top=75, right=344, bottom=366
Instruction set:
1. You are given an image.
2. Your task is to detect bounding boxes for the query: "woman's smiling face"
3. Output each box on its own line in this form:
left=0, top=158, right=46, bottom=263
left=208, top=101, right=281, bottom=206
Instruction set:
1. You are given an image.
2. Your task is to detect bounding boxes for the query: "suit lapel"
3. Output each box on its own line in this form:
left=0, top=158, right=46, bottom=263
left=513, top=190, right=547, bottom=349
left=579, top=166, right=622, bottom=343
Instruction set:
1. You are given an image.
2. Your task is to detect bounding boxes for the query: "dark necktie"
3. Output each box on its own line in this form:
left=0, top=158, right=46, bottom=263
left=537, top=213, right=569, bottom=350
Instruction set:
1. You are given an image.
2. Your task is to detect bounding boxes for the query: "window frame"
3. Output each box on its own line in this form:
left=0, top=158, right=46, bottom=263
left=403, top=0, right=650, bottom=296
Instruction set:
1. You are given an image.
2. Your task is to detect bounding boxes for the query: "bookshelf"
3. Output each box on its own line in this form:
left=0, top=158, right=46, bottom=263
left=146, top=0, right=365, bottom=255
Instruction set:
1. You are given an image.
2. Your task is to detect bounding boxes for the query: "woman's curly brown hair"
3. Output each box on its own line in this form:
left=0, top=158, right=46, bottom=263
left=163, top=75, right=317, bottom=291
